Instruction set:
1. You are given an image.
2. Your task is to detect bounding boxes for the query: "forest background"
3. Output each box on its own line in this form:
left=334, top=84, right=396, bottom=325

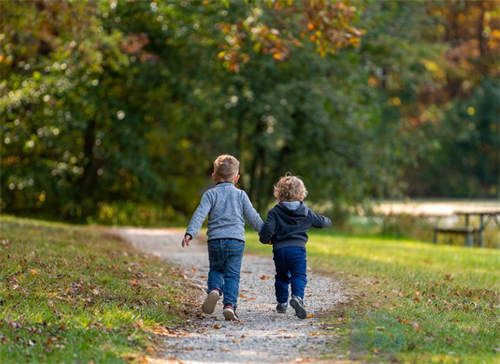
left=1, top=0, right=499, bottom=226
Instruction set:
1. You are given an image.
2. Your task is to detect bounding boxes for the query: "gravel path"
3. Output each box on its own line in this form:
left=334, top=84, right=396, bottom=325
left=115, top=228, right=346, bottom=364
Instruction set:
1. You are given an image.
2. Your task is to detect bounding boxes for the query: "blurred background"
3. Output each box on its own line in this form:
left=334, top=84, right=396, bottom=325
left=1, top=0, right=499, bottom=244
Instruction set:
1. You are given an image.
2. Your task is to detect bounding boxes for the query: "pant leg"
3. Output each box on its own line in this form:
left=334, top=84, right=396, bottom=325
left=222, top=239, right=245, bottom=307
left=273, top=248, right=290, bottom=304
left=207, top=240, right=224, bottom=294
left=288, top=246, right=307, bottom=300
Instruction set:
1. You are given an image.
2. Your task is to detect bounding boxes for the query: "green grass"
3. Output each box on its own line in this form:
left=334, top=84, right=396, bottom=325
left=245, top=230, right=499, bottom=363
left=0, top=216, right=192, bottom=363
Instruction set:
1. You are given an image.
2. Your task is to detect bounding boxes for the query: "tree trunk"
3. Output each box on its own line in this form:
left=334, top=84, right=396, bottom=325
left=79, top=119, right=97, bottom=200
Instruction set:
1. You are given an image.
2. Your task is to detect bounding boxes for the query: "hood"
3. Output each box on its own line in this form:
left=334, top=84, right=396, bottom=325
left=276, top=201, right=308, bottom=221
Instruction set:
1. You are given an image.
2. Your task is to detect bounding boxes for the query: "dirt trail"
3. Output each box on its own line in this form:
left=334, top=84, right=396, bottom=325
left=115, top=228, right=346, bottom=364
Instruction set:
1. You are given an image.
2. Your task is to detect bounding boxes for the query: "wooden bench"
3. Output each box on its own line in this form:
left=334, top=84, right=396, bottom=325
left=433, top=226, right=477, bottom=247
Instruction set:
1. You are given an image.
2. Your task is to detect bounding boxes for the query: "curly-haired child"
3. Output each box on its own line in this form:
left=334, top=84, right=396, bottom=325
left=259, top=175, right=331, bottom=319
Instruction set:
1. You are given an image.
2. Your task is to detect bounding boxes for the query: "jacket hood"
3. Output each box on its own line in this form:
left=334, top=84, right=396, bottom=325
left=276, top=201, right=308, bottom=220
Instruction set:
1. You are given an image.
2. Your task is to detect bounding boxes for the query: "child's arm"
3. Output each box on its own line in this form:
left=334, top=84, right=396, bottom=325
left=241, top=191, right=264, bottom=232
left=259, top=210, right=275, bottom=244
left=183, top=191, right=213, bottom=247
left=309, top=209, right=332, bottom=228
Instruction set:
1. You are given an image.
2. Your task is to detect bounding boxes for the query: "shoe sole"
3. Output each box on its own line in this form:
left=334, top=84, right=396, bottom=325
left=290, top=299, right=307, bottom=319
left=201, top=291, right=220, bottom=314
left=223, top=308, right=238, bottom=321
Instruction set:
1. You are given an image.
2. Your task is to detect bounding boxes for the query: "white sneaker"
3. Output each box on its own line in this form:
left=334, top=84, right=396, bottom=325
left=201, top=290, right=220, bottom=314
left=223, top=305, right=239, bottom=321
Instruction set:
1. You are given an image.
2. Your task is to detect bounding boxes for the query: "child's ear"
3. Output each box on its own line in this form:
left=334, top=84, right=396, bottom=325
left=234, top=174, right=240, bottom=183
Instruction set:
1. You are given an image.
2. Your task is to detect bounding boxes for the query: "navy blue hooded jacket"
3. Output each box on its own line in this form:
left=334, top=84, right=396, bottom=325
left=259, top=201, right=332, bottom=250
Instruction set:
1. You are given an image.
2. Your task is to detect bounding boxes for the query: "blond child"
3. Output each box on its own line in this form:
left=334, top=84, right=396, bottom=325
left=183, top=155, right=263, bottom=320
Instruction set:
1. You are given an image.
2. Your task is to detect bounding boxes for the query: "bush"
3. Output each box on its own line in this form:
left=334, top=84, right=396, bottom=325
left=88, top=202, right=186, bottom=227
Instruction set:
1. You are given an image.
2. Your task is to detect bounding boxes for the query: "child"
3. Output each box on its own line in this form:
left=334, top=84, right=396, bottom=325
left=259, top=175, right=331, bottom=319
left=182, top=154, right=263, bottom=320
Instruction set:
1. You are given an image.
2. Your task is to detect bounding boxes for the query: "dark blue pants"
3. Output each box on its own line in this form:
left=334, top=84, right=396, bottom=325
left=273, top=246, right=307, bottom=304
left=207, top=239, right=245, bottom=308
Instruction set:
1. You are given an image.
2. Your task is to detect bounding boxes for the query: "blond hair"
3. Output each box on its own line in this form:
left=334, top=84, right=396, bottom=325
left=273, top=175, right=308, bottom=201
left=213, top=154, right=240, bottom=181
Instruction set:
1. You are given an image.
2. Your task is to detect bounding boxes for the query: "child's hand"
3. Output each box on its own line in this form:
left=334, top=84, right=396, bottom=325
left=182, top=234, right=192, bottom=247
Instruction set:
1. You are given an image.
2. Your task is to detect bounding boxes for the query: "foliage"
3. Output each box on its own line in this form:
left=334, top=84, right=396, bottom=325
left=0, top=215, right=193, bottom=362
left=88, top=201, right=183, bottom=227
left=1, top=0, right=498, bottom=222
left=245, top=230, right=500, bottom=362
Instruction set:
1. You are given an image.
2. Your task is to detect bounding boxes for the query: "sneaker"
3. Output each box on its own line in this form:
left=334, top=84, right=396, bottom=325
left=201, top=289, right=220, bottom=314
left=290, top=295, right=307, bottom=319
left=276, top=302, right=288, bottom=314
left=223, top=304, right=239, bottom=321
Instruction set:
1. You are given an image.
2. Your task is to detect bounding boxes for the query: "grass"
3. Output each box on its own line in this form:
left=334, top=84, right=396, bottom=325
left=1, top=214, right=497, bottom=363
left=0, top=215, right=193, bottom=363
left=245, top=230, right=499, bottom=363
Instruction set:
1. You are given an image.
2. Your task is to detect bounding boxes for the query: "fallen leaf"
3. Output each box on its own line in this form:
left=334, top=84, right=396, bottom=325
left=9, top=321, right=22, bottom=329
left=148, top=325, right=172, bottom=336
left=213, top=323, right=222, bottom=329
left=259, top=275, right=270, bottom=280
left=130, top=279, right=140, bottom=287
left=306, top=313, right=314, bottom=319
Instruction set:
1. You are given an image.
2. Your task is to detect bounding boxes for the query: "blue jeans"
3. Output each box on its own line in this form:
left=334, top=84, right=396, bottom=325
left=273, top=246, right=307, bottom=303
left=207, top=239, right=245, bottom=308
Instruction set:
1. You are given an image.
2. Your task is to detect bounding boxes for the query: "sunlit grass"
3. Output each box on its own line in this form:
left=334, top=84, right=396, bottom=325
left=0, top=215, right=191, bottom=363
left=245, top=230, right=499, bottom=363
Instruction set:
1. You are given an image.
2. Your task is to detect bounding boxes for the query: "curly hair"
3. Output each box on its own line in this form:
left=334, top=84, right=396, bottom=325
left=273, top=175, right=308, bottom=201
left=213, top=154, right=240, bottom=181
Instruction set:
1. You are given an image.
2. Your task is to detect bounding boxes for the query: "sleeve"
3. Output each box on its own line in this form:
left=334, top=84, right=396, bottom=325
left=259, top=210, right=276, bottom=244
left=309, top=209, right=332, bottom=228
left=241, top=190, right=264, bottom=232
left=185, top=191, right=213, bottom=238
